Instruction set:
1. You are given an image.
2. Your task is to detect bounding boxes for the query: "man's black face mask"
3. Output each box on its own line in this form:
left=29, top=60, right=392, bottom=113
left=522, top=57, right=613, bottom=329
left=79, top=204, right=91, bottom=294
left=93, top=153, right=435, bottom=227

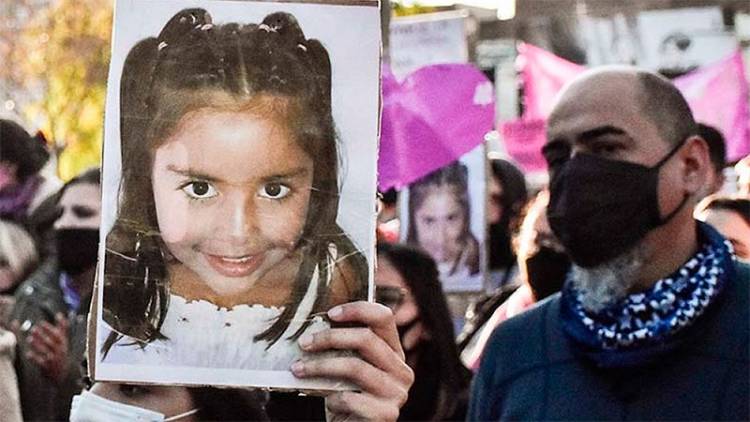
left=543, top=139, right=689, bottom=268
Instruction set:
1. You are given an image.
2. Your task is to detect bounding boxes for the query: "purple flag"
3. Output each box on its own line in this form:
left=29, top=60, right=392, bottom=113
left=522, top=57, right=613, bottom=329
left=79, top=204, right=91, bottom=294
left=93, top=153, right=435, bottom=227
left=378, top=63, right=495, bottom=191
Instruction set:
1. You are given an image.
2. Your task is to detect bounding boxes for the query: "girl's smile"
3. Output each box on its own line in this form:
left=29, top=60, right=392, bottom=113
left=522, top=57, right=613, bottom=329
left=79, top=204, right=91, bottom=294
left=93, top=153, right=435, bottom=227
left=203, top=251, right=266, bottom=278
left=151, top=105, right=314, bottom=301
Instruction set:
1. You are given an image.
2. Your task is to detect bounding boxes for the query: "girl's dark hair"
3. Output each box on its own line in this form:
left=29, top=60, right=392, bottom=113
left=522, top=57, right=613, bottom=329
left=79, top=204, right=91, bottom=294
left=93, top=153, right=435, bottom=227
left=103, top=9, right=367, bottom=353
left=406, top=161, right=479, bottom=275
left=0, top=119, right=50, bottom=180
left=488, top=158, right=527, bottom=271
left=698, top=195, right=750, bottom=227
left=376, top=242, right=471, bottom=420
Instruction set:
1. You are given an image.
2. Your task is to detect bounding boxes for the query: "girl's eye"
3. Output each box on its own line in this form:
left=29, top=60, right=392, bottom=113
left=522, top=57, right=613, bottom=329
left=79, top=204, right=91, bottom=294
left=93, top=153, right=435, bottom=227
left=259, top=183, right=290, bottom=199
left=181, top=181, right=218, bottom=199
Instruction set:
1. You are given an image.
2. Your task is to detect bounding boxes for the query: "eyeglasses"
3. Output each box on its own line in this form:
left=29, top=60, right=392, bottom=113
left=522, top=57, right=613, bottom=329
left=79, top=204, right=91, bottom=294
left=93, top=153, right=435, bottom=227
left=375, top=285, right=408, bottom=311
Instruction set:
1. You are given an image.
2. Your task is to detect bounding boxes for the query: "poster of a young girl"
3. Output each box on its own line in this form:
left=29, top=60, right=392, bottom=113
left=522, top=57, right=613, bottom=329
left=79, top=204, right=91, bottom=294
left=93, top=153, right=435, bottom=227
left=93, top=0, right=380, bottom=390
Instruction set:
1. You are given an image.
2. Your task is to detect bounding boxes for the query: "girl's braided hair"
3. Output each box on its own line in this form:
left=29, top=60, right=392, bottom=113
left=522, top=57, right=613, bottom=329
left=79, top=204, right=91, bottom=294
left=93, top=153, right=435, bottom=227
left=102, top=8, right=367, bottom=355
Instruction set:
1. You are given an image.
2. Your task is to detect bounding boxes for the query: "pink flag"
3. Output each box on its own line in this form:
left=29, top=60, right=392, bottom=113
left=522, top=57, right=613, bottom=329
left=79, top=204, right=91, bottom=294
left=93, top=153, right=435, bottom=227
left=378, top=63, right=495, bottom=191
left=505, top=45, right=749, bottom=171
left=673, top=51, right=750, bottom=161
left=518, top=43, right=584, bottom=119
left=501, top=118, right=547, bottom=173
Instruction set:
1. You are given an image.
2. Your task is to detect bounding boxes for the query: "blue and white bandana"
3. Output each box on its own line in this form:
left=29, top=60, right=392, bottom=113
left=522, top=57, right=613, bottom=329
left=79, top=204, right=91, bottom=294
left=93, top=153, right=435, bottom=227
left=560, top=223, right=735, bottom=366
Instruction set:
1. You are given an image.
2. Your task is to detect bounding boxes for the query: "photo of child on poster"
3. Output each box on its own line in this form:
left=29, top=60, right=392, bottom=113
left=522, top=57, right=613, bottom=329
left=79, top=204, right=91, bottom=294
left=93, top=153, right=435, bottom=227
left=401, top=146, right=486, bottom=292
left=93, top=0, right=380, bottom=390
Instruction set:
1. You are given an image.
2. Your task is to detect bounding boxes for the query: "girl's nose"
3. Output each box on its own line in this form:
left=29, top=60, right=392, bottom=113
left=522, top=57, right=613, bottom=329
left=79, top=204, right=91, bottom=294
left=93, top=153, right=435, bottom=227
left=222, top=192, right=258, bottom=245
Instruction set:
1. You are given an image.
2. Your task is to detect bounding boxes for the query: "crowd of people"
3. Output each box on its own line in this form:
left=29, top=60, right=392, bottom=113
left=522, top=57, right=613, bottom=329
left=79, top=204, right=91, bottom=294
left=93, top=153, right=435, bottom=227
left=1, top=63, right=749, bottom=422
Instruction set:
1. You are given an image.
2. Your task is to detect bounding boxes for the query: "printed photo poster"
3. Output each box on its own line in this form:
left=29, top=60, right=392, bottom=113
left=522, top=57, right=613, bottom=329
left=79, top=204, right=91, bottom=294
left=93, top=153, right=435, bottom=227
left=389, top=10, right=469, bottom=79
left=400, top=145, right=486, bottom=292
left=92, top=0, right=381, bottom=391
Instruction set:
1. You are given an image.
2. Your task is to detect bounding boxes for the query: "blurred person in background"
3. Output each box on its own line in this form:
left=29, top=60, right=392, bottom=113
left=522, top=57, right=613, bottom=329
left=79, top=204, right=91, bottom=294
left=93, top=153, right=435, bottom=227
left=487, top=158, right=528, bottom=289
left=376, top=242, right=471, bottom=421
left=461, top=191, right=569, bottom=369
left=697, top=123, right=726, bottom=196
left=10, top=167, right=100, bottom=421
left=0, top=220, right=39, bottom=324
left=696, top=195, right=750, bottom=260
left=0, top=119, right=61, bottom=223
left=407, top=161, right=480, bottom=288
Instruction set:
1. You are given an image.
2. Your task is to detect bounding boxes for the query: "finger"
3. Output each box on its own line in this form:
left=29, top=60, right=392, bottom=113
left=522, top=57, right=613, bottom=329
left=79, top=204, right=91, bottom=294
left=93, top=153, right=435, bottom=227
left=36, top=321, right=67, bottom=346
left=299, top=327, right=403, bottom=375
left=26, top=350, right=51, bottom=369
left=30, top=325, right=64, bottom=354
left=292, top=357, right=408, bottom=405
left=327, top=302, right=403, bottom=359
left=55, top=313, right=69, bottom=333
left=27, top=331, right=56, bottom=356
left=326, top=391, right=400, bottom=422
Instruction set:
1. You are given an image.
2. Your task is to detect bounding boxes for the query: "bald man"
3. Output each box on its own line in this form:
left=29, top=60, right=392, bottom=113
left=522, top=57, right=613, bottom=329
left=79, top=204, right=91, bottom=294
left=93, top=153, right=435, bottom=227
left=468, top=68, right=749, bottom=420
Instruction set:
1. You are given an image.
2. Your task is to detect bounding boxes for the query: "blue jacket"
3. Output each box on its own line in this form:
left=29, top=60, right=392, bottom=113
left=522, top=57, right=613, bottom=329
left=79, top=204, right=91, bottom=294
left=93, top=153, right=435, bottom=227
left=468, top=260, right=749, bottom=421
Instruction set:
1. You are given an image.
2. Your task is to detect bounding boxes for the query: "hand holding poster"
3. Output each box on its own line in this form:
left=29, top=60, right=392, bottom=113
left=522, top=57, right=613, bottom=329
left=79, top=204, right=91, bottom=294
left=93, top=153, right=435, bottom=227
left=92, top=0, right=380, bottom=391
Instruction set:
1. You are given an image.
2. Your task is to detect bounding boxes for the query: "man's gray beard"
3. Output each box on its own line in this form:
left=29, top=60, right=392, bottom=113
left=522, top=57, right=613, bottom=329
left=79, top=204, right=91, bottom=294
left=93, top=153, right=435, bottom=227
left=570, top=243, right=647, bottom=313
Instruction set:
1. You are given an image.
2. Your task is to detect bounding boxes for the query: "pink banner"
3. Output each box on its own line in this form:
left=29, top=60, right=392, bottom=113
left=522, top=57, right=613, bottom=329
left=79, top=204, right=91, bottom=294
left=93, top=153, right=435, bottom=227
left=501, top=118, right=547, bottom=173
left=673, top=52, right=750, bottom=161
left=378, top=63, right=495, bottom=191
left=505, top=44, right=750, bottom=172
left=518, top=43, right=584, bottom=120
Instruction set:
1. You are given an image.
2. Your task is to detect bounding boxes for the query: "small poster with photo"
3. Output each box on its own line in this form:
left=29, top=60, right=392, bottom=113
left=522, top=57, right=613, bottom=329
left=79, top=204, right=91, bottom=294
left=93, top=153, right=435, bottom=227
left=91, top=0, right=381, bottom=391
left=400, top=145, right=486, bottom=292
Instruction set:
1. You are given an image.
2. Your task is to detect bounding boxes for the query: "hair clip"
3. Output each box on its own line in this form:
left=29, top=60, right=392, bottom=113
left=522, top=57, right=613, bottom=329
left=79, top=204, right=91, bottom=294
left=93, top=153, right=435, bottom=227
left=297, top=43, right=307, bottom=52
left=157, top=41, right=168, bottom=51
left=258, top=23, right=276, bottom=33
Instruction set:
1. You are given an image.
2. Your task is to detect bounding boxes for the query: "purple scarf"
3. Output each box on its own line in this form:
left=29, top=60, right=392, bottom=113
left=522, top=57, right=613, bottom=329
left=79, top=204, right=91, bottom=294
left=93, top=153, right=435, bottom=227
left=0, top=176, right=41, bottom=220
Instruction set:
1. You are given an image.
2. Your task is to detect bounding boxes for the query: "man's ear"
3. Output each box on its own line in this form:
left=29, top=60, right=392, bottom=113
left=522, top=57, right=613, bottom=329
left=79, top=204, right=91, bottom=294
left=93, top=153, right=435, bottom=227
left=680, top=135, right=711, bottom=194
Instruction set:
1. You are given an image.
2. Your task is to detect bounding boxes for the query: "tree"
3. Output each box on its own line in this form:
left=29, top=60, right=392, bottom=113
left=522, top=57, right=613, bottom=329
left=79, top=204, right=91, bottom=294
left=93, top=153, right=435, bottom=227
left=5, top=0, right=112, bottom=180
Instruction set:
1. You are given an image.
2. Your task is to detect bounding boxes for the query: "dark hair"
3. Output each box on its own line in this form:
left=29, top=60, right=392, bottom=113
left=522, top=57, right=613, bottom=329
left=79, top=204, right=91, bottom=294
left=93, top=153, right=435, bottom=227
left=376, top=242, right=470, bottom=420
left=697, top=123, right=726, bottom=174
left=636, top=71, right=697, bottom=146
left=406, top=161, right=479, bottom=275
left=488, top=158, right=527, bottom=271
left=60, top=167, right=101, bottom=196
left=0, top=119, right=50, bottom=180
left=103, top=9, right=367, bottom=352
left=697, top=195, right=750, bottom=227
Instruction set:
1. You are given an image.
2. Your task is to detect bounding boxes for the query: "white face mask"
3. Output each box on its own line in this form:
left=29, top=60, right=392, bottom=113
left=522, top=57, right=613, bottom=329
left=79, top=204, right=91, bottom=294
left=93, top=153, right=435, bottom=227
left=70, top=390, right=200, bottom=422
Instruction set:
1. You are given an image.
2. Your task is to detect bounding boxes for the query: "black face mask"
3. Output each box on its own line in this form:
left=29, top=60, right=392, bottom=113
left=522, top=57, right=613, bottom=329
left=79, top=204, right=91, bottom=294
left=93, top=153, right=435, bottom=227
left=56, top=229, right=99, bottom=275
left=525, top=246, right=570, bottom=300
left=545, top=140, right=689, bottom=268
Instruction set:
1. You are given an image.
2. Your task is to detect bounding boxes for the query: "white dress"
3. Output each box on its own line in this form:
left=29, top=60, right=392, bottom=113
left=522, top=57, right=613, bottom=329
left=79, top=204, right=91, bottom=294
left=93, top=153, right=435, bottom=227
left=101, top=254, right=333, bottom=371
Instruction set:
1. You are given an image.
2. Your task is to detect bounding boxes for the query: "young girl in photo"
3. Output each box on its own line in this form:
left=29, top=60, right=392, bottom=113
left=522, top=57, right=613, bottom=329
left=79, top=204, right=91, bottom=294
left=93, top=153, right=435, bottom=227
left=101, top=8, right=368, bottom=370
left=407, top=161, right=480, bottom=288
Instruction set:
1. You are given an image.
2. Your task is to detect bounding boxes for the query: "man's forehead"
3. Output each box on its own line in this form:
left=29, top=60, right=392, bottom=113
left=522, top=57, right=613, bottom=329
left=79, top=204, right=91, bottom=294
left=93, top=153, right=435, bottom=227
left=547, top=72, right=645, bottom=138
